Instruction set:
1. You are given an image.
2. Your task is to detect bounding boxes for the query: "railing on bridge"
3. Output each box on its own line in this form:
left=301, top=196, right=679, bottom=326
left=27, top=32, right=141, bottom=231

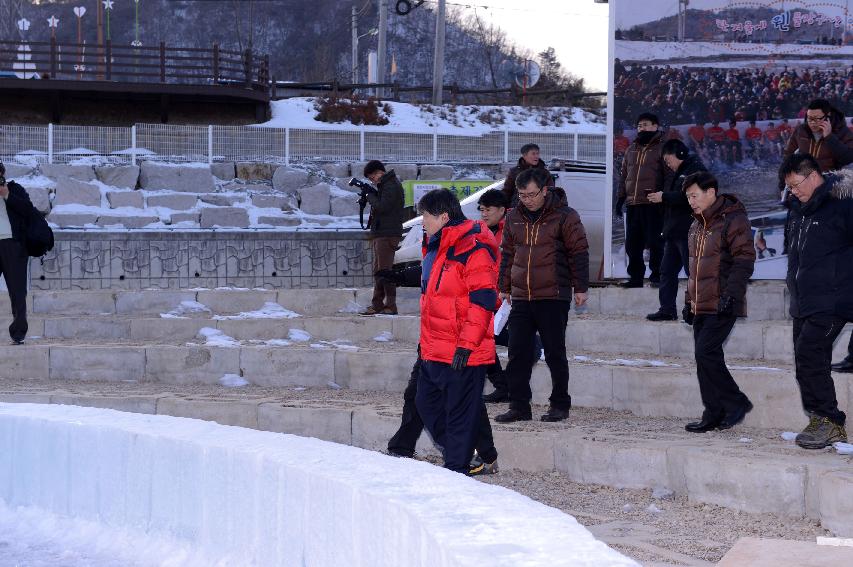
left=0, top=123, right=606, bottom=166
left=0, top=40, right=269, bottom=91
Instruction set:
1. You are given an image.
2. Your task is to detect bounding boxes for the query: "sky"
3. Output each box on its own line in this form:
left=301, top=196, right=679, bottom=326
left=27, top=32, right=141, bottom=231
left=446, top=0, right=610, bottom=91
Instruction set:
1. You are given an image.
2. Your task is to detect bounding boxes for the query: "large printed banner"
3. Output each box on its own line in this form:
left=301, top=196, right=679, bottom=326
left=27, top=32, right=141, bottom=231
left=606, top=0, right=853, bottom=279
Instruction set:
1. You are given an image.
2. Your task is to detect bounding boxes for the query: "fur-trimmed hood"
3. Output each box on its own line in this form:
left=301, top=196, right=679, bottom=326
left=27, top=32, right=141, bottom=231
left=827, top=169, right=853, bottom=200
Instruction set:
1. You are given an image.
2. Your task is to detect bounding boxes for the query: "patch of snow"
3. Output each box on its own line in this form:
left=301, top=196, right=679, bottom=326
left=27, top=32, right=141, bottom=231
left=309, top=343, right=328, bottom=349
left=213, top=302, right=300, bottom=320
left=738, top=437, right=753, bottom=443
left=339, top=300, right=365, bottom=314
left=833, top=442, right=853, bottom=455
left=621, top=504, right=634, bottom=512
left=195, top=327, right=240, bottom=348
left=573, top=355, right=681, bottom=368
left=651, top=487, right=674, bottom=500
left=645, top=504, right=662, bottom=514
left=288, top=329, right=311, bottom=342
left=160, top=300, right=211, bottom=319
left=781, top=431, right=798, bottom=441
left=326, top=381, right=342, bottom=390
left=263, top=339, right=293, bottom=347
left=218, top=374, right=249, bottom=388
left=373, top=331, right=393, bottom=342
left=729, top=365, right=783, bottom=372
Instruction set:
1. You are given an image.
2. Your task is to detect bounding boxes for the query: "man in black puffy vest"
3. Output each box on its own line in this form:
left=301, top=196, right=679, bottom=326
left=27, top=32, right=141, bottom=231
left=0, top=161, right=39, bottom=345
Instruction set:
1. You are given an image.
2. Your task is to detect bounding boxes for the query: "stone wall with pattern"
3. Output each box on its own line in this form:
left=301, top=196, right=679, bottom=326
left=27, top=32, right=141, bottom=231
left=30, top=231, right=374, bottom=290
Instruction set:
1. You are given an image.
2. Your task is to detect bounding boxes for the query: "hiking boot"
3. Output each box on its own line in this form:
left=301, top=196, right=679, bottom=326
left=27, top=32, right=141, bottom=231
left=468, top=454, right=499, bottom=476
left=795, top=417, right=847, bottom=450
left=379, top=307, right=398, bottom=315
left=360, top=306, right=381, bottom=316
left=495, top=408, right=532, bottom=423
left=646, top=310, right=677, bottom=322
left=483, top=389, right=509, bottom=403
left=794, top=414, right=821, bottom=445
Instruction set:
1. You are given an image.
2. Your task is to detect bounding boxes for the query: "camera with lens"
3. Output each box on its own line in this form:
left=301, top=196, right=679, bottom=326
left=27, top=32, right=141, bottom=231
left=349, top=177, right=378, bottom=229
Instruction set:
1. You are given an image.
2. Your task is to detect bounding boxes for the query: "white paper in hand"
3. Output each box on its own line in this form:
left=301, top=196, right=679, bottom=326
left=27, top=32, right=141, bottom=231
left=494, top=301, right=511, bottom=336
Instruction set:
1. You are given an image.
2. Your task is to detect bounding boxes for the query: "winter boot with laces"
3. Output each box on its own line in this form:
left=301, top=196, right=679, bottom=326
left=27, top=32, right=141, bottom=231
left=468, top=453, right=499, bottom=476
left=795, top=416, right=847, bottom=450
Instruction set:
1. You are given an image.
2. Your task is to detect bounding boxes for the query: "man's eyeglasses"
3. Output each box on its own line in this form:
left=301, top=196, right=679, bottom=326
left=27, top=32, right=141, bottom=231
left=784, top=172, right=812, bottom=192
left=517, top=188, right=544, bottom=201
left=806, top=114, right=827, bottom=123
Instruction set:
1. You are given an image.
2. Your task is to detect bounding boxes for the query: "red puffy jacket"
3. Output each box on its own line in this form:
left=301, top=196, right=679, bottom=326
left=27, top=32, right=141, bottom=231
left=419, top=219, right=498, bottom=366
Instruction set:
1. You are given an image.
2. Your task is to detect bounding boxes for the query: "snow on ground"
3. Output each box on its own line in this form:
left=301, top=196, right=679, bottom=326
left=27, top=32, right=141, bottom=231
left=573, top=355, right=682, bottom=368
left=194, top=327, right=240, bottom=348
left=781, top=431, right=798, bottom=441
left=160, top=301, right=212, bottom=319
left=373, top=331, right=393, bottom=343
left=218, top=374, right=249, bottom=388
left=287, top=329, right=312, bottom=342
left=259, top=98, right=605, bottom=134
left=212, top=302, right=300, bottom=321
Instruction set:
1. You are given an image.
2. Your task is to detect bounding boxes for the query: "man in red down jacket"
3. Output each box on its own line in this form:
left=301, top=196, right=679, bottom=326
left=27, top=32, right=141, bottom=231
left=415, top=188, right=498, bottom=474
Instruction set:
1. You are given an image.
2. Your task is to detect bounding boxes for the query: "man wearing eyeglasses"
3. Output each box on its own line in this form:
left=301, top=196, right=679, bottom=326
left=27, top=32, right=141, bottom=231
left=495, top=168, right=589, bottom=423
left=782, top=154, right=853, bottom=449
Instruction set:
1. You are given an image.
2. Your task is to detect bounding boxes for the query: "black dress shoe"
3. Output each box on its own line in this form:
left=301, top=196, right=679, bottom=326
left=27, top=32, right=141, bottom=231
left=495, top=408, right=532, bottom=423
left=541, top=407, right=570, bottom=422
left=685, top=413, right=723, bottom=433
left=483, top=389, right=510, bottom=403
left=619, top=280, right=644, bottom=289
left=718, top=401, right=753, bottom=430
left=831, top=359, right=853, bottom=373
left=646, top=310, right=677, bottom=322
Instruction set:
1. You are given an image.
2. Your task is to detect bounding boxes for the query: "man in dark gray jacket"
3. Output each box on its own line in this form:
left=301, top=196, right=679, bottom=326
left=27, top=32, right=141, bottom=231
left=362, top=160, right=405, bottom=315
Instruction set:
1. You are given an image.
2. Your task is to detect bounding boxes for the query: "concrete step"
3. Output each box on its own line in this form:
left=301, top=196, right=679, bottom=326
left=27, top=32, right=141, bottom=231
left=2, top=384, right=852, bottom=537
left=718, top=538, right=853, bottom=566
left=3, top=341, right=850, bottom=430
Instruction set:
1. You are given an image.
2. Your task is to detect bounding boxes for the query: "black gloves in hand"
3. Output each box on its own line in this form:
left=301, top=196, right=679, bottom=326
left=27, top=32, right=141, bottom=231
left=682, top=303, right=694, bottom=326
left=451, top=347, right=472, bottom=370
left=375, top=269, right=405, bottom=286
left=614, top=197, right=626, bottom=216
left=717, top=295, right=735, bottom=316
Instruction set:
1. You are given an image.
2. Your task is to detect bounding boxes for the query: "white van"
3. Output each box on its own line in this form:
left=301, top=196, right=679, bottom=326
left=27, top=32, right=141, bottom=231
left=393, top=162, right=606, bottom=282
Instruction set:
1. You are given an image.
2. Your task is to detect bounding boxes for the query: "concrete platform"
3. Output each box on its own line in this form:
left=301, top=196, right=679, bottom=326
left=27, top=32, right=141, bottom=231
left=718, top=537, right=853, bottom=566
left=2, top=382, right=851, bottom=537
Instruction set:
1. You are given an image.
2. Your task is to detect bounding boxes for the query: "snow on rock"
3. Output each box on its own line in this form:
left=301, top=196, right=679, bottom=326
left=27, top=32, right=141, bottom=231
left=195, top=327, right=240, bottom=347
left=160, top=300, right=212, bottom=319
left=834, top=442, right=853, bottom=455
left=339, top=300, right=365, bottom=314
left=781, top=432, right=798, bottom=441
left=0, top=403, right=637, bottom=567
left=260, top=97, right=605, bottom=134
left=219, top=374, right=250, bottom=388
left=213, top=302, right=300, bottom=321
left=288, top=328, right=311, bottom=342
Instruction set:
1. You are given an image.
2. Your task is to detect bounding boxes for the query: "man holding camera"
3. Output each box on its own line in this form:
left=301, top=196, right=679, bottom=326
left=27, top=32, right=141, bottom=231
left=0, top=161, right=40, bottom=345
left=359, top=160, right=405, bottom=316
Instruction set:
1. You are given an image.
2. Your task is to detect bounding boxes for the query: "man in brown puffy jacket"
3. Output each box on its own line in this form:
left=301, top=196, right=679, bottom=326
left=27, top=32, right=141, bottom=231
left=682, top=172, right=756, bottom=433
left=616, top=112, right=666, bottom=288
left=494, top=168, right=589, bottom=423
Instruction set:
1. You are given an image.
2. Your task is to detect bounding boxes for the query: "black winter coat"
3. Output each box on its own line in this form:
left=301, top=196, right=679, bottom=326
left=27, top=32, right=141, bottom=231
left=786, top=170, right=853, bottom=320
left=4, top=181, right=38, bottom=243
left=366, top=170, right=405, bottom=237
left=661, top=155, right=706, bottom=240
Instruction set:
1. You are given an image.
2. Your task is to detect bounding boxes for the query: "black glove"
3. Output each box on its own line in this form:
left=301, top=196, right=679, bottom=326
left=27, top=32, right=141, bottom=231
left=614, top=196, right=626, bottom=216
left=717, top=295, right=735, bottom=316
left=451, top=347, right=472, bottom=371
left=682, top=303, right=694, bottom=326
left=375, top=269, right=405, bottom=286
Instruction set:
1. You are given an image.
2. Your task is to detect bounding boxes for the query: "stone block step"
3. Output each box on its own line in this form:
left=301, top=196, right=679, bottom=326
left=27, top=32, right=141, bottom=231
left=2, top=385, right=852, bottom=537
left=3, top=342, right=849, bottom=430
left=718, top=538, right=853, bottom=566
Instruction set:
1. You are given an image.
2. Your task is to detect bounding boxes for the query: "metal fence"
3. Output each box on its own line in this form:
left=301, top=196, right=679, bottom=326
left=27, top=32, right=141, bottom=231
left=0, top=123, right=606, bottom=166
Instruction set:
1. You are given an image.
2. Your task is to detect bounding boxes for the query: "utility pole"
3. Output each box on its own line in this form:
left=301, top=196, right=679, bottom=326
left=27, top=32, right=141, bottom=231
left=352, top=5, right=358, bottom=83
left=377, top=0, right=388, bottom=98
left=432, top=0, right=446, bottom=105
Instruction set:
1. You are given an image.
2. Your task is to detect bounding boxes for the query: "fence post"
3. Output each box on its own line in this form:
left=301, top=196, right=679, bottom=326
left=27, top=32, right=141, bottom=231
left=105, top=40, right=112, bottom=80
left=433, top=131, right=438, bottom=162
left=50, top=37, right=57, bottom=78
left=47, top=124, right=54, bottom=164
left=243, top=48, right=252, bottom=89
left=359, top=125, right=365, bottom=162
left=131, top=125, right=137, bottom=166
left=213, top=43, right=219, bottom=83
left=573, top=132, right=579, bottom=161
left=159, top=42, right=166, bottom=82
left=208, top=125, right=213, bottom=165
left=503, top=129, right=509, bottom=163
left=284, top=127, right=290, bottom=166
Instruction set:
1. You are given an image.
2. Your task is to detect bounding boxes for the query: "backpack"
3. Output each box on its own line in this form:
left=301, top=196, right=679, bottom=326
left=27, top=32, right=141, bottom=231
left=25, top=209, right=54, bottom=259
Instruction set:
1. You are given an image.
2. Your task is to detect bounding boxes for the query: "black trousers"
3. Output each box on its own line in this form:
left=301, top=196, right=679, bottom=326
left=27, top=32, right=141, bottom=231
left=416, top=360, right=488, bottom=474
left=387, top=357, right=497, bottom=465
left=0, top=239, right=28, bottom=342
left=625, top=204, right=664, bottom=283
left=658, top=237, right=689, bottom=315
left=793, top=315, right=846, bottom=425
left=843, top=330, right=853, bottom=363
left=693, top=314, right=750, bottom=417
left=505, top=299, right=571, bottom=412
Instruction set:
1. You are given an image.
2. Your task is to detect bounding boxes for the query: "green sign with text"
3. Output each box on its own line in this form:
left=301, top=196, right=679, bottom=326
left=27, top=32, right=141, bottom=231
left=402, top=180, right=496, bottom=207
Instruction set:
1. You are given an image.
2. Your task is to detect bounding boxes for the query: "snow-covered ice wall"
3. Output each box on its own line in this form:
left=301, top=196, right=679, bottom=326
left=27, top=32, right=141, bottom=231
left=0, top=404, right=636, bottom=567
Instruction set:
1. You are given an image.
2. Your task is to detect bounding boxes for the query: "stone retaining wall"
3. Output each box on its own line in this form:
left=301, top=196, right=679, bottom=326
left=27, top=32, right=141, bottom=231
left=31, top=230, right=373, bottom=290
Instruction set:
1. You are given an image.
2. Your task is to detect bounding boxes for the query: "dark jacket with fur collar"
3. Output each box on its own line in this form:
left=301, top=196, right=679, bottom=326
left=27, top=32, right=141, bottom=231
left=786, top=170, right=853, bottom=319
